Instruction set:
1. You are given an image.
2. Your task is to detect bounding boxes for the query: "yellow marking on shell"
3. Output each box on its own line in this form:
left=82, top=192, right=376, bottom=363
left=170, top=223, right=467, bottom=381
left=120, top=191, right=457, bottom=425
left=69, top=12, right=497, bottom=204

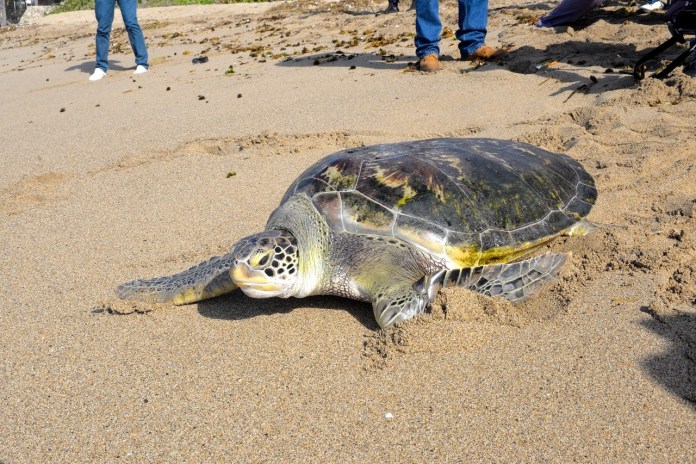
left=444, top=245, right=482, bottom=267
left=444, top=155, right=465, bottom=172
left=324, top=166, right=357, bottom=190
left=447, top=227, right=579, bottom=267
left=447, top=243, right=538, bottom=268
left=491, top=233, right=561, bottom=264
left=432, top=183, right=446, bottom=202
left=396, top=183, right=417, bottom=207
left=476, top=246, right=522, bottom=265
left=371, top=166, right=420, bottom=207
left=345, top=196, right=393, bottom=230
left=374, top=166, right=409, bottom=189
left=374, top=165, right=448, bottom=204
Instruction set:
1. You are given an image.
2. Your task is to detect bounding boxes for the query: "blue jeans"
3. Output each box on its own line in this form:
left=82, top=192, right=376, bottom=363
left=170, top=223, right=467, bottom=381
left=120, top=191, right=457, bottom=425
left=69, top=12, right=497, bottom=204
left=415, top=0, right=488, bottom=59
left=95, top=0, right=148, bottom=71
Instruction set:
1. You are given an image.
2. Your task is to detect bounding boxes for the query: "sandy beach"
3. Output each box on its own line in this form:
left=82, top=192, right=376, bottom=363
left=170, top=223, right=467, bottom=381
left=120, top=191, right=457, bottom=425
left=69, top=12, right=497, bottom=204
left=1, top=0, right=695, bottom=461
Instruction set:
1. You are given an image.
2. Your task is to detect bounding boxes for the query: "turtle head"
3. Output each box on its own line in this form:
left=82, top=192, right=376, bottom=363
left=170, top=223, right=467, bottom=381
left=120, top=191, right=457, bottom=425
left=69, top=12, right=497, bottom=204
left=230, top=230, right=299, bottom=298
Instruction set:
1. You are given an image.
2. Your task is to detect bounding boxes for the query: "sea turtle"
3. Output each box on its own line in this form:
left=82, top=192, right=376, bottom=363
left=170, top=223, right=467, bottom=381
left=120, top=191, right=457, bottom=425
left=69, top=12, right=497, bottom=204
left=117, top=138, right=597, bottom=328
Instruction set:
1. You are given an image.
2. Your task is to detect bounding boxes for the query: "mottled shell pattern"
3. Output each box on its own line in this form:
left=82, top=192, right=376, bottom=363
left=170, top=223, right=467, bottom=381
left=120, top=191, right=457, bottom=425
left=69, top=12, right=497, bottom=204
left=280, top=138, right=597, bottom=267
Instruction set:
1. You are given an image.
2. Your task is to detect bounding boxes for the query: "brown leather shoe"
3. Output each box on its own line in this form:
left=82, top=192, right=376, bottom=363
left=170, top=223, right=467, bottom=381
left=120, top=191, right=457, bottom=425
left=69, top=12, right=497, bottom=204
left=418, top=54, right=441, bottom=72
left=463, top=45, right=507, bottom=62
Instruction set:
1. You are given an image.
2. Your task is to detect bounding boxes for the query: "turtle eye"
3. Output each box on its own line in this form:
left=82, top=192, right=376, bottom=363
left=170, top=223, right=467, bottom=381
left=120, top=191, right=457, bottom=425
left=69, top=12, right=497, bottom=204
left=249, top=251, right=271, bottom=268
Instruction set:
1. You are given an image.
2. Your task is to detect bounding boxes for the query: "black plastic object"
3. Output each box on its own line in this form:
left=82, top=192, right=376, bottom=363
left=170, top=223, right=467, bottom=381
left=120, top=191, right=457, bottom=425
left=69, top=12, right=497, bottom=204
left=634, top=0, right=696, bottom=79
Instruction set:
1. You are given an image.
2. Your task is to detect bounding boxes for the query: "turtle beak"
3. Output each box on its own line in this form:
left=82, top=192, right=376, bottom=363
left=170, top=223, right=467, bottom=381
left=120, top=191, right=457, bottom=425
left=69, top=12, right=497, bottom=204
left=231, top=262, right=282, bottom=297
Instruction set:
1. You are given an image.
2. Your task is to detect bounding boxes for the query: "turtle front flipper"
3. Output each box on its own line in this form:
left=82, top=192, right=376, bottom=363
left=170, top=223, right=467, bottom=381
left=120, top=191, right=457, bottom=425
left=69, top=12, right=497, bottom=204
left=372, top=285, right=430, bottom=328
left=116, top=254, right=238, bottom=305
left=423, top=252, right=567, bottom=302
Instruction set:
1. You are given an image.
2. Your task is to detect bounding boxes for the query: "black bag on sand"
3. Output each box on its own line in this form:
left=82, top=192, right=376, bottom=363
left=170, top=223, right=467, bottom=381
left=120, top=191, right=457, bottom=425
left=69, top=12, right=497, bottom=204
left=634, top=0, right=696, bottom=79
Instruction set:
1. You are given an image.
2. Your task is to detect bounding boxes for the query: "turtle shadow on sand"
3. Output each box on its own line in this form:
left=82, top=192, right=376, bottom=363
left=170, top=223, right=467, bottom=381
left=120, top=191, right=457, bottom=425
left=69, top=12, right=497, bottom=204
left=491, top=0, right=666, bottom=29
left=488, top=40, right=673, bottom=96
left=487, top=4, right=684, bottom=94
left=276, top=52, right=415, bottom=70
left=545, top=3, right=667, bottom=30
left=340, top=8, right=389, bottom=17
left=640, top=306, right=696, bottom=409
left=197, top=292, right=379, bottom=330
left=492, top=1, right=562, bottom=14
left=288, top=3, right=398, bottom=17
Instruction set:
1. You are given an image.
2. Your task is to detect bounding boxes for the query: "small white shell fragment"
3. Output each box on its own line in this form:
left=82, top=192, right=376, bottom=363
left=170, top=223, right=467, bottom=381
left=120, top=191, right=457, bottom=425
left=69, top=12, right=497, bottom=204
left=384, top=412, right=394, bottom=420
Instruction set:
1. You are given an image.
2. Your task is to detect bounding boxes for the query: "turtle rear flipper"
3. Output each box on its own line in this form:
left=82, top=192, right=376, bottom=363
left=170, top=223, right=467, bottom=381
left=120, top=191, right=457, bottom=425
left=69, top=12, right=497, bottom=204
left=422, top=252, right=567, bottom=302
left=116, top=254, right=238, bottom=305
left=373, top=253, right=566, bottom=328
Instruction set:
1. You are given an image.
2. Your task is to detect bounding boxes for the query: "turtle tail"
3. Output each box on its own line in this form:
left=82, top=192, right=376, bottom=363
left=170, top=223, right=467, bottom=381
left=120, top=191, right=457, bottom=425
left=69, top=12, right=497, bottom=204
left=565, top=219, right=597, bottom=236
left=416, top=252, right=567, bottom=303
left=116, top=254, right=238, bottom=305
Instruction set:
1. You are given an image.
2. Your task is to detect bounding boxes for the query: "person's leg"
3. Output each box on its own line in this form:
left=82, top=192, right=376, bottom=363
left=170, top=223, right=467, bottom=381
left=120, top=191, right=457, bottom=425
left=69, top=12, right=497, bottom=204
left=117, top=0, right=148, bottom=68
left=456, top=0, right=488, bottom=58
left=414, top=0, right=441, bottom=58
left=94, top=0, right=116, bottom=71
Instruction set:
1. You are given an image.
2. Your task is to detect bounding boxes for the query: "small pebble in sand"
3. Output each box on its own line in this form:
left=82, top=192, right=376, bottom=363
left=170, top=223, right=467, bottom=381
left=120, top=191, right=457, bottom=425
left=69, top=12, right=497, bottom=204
left=384, top=412, right=394, bottom=420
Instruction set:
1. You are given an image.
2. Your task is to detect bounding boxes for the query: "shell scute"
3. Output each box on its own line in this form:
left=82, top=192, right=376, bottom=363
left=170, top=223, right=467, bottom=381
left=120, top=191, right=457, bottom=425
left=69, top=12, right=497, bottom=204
left=508, top=221, right=555, bottom=245
left=340, top=191, right=395, bottom=235
left=575, top=182, right=598, bottom=205
left=564, top=196, right=594, bottom=219
left=393, top=214, right=448, bottom=257
left=293, top=177, right=335, bottom=199
left=284, top=154, right=361, bottom=203
left=312, top=192, right=345, bottom=232
left=545, top=210, right=576, bottom=233
left=480, top=229, right=515, bottom=250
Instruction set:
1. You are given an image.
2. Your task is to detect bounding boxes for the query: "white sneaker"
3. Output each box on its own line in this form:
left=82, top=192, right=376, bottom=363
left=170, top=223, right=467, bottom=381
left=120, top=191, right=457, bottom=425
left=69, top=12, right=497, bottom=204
left=639, top=0, right=665, bottom=11
left=89, top=68, right=106, bottom=81
left=133, top=65, right=148, bottom=74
